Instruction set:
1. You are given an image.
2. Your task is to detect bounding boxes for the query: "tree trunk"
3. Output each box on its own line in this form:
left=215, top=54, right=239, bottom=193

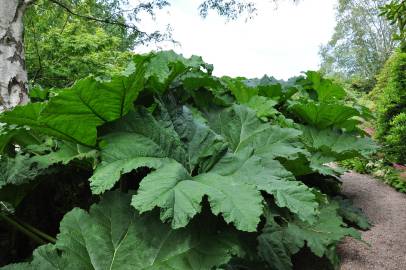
left=0, top=0, right=31, bottom=112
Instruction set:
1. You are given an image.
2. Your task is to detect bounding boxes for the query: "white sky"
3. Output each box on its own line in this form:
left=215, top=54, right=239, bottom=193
left=134, top=0, right=337, bottom=80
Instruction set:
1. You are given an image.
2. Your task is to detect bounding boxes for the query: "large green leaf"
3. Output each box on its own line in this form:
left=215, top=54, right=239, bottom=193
left=155, top=97, right=228, bottom=173
left=135, top=50, right=211, bottom=93
left=301, top=126, right=378, bottom=160
left=257, top=211, right=296, bottom=270
left=0, top=103, right=70, bottom=141
left=221, top=76, right=258, bottom=103
left=301, top=71, right=346, bottom=102
left=90, top=105, right=227, bottom=194
left=132, top=159, right=263, bottom=232
left=224, top=79, right=279, bottom=119
left=0, top=51, right=213, bottom=146
left=258, top=202, right=360, bottom=270
left=132, top=145, right=318, bottom=231
left=180, top=72, right=234, bottom=107
left=1, top=68, right=145, bottom=146
left=289, top=102, right=360, bottom=129
left=90, top=108, right=188, bottom=194
left=285, top=202, right=360, bottom=259
left=1, top=191, right=242, bottom=270
left=245, top=95, right=278, bottom=120
left=210, top=148, right=318, bottom=223
left=206, top=105, right=305, bottom=160
left=131, top=160, right=205, bottom=229
left=245, top=76, right=299, bottom=103
left=204, top=105, right=317, bottom=222
left=39, top=71, right=144, bottom=146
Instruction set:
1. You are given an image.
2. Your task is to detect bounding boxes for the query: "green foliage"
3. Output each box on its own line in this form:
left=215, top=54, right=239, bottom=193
left=0, top=51, right=377, bottom=270
left=371, top=51, right=406, bottom=164
left=24, top=0, right=133, bottom=88
left=380, top=0, right=406, bottom=51
left=340, top=157, right=369, bottom=174
left=384, top=113, right=406, bottom=161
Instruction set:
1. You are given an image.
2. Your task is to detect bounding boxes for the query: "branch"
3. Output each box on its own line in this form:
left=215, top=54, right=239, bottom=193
left=47, top=0, right=147, bottom=36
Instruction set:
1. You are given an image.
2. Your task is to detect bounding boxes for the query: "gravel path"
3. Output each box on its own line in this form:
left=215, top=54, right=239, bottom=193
left=338, top=172, right=406, bottom=270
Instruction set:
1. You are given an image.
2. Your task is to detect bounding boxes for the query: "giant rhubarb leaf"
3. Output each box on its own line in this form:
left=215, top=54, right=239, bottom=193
left=301, top=126, right=378, bottom=160
left=126, top=105, right=316, bottom=231
left=1, top=191, right=242, bottom=270
left=90, top=108, right=187, bottom=194
left=300, top=71, right=346, bottom=102
left=209, top=148, right=318, bottom=223
left=258, top=202, right=360, bottom=270
left=132, top=159, right=263, bottom=232
left=155, top=96, right=228, bottom=173
left=90, top=105, right=226, bottom=194
left=285, top=202, right=360, bottom=259
left=289, top=102, right=360, bottom=129
left=135, top=50, right=212, bottom=93
left=133, top=146, right=317, bottom=231
left=257, top=211, right=297, bottom=270
left=0, top=68, right=145, bottom=146
left=206, top=105, right=306, bottom=160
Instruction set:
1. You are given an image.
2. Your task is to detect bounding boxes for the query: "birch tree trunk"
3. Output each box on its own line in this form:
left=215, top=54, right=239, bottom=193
left=0, top=0, right=32, bottom=112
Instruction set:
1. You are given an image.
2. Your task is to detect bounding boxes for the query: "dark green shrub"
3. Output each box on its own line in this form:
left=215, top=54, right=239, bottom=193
left=371, top=51, right=406, bottom=164
left=384, top=112, right=406, bottom=163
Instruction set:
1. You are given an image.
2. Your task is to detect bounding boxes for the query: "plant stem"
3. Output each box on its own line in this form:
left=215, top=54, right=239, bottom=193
left=0, top=213, right=46, bottom=245
left=14, top=217, right=56, bottom=244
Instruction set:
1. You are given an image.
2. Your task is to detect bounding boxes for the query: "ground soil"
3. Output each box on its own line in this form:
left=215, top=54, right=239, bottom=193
left=338, top=172, right=406, bottom=270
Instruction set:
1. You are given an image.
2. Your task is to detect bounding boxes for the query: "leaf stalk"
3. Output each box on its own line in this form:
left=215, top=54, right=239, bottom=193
left=0, top=213, right=56, bottom=244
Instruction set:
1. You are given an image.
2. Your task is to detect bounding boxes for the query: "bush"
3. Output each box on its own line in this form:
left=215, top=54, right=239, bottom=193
left=370, top=51, right=406, bottom=164
left=0, top=52, right=376, bottom=270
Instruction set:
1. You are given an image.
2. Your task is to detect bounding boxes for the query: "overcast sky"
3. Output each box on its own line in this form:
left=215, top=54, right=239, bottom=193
left=135, top=0, right=337, bottom=80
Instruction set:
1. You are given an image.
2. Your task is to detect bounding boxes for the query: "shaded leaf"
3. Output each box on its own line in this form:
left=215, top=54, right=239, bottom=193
left=2, top=191, right=242, bottom=270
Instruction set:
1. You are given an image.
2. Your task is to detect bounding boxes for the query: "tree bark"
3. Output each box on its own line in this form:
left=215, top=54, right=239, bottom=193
left=0, top=0, right=32, bottom=112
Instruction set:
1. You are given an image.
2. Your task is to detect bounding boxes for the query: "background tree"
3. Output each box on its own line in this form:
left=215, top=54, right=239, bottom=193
left=319, top=0, right=397, bottom=91
left=24, top=0, right=138, bottom=88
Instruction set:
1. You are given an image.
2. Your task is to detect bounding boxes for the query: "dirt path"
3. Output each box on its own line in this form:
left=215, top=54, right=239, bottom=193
left=338, top=172, right=406, bottom=270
